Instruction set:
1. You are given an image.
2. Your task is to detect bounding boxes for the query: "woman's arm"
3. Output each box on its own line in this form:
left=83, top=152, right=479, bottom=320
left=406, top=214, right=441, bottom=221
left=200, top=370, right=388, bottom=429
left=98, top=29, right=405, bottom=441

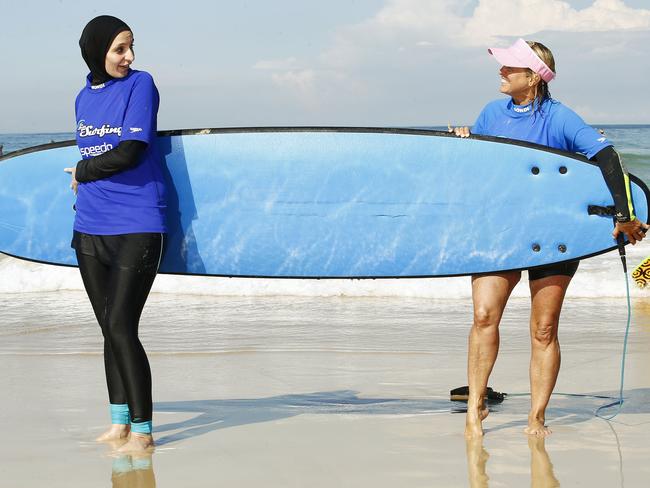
left=74, top=140, right=147, bottom=182
left=590, top=146, right=648, bottom=243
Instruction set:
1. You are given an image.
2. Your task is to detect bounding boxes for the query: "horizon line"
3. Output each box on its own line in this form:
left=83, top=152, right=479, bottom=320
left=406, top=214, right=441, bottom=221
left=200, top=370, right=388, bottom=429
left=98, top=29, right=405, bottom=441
left=3, top=123, right=650, bottom=137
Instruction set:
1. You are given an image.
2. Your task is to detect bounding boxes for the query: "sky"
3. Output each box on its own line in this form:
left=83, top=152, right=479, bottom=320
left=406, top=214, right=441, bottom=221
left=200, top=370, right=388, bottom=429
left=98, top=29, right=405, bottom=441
left=1, top=0, right=649, bottom=133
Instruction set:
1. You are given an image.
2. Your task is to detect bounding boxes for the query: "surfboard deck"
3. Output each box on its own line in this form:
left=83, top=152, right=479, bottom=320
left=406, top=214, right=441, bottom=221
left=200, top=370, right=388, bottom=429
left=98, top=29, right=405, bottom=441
left=1, top=127, right=648, bottom=278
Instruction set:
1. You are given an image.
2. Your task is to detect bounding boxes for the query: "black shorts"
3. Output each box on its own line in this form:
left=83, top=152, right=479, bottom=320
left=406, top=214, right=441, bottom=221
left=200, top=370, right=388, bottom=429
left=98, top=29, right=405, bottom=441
left=528, top=260, right=579, bottom=281
left=71, top=231, right=163, bottom=275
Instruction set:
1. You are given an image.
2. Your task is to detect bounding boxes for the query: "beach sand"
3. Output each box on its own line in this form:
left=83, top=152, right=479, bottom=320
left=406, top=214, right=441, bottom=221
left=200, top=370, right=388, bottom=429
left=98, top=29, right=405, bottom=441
left=1, top=289, right=650, bottom=487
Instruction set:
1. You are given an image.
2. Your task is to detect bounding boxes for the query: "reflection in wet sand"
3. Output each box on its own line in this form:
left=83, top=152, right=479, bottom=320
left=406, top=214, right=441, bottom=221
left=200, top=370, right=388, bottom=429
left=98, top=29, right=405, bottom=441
left=529, top=437, right=560, bottom=488
left=465, top=436, right=561, bottom=487
left=111, top=453, right=156, bottom=488
left=465, top=437, right=489, bottom=488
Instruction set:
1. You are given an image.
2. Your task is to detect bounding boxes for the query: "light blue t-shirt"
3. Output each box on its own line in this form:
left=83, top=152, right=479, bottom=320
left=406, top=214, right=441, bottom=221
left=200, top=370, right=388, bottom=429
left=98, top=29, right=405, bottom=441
left=74, top=69, right=167, bottom=235
left=472, top=97, right=610, bottom=159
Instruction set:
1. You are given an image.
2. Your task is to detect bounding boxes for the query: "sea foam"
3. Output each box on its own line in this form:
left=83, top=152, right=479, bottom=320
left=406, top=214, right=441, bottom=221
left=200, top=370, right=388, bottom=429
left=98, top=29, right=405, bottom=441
left=1, top=244, right=647, bottom=298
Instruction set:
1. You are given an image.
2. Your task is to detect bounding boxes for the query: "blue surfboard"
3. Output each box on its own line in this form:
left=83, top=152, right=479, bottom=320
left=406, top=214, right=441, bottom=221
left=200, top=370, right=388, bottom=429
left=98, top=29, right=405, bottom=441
left=0, top=127, right=648, bottom=278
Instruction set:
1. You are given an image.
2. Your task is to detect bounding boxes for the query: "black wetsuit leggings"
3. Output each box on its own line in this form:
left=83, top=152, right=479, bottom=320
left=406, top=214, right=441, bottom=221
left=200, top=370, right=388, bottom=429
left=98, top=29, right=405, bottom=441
left=73, top=231, right=163, bottom=424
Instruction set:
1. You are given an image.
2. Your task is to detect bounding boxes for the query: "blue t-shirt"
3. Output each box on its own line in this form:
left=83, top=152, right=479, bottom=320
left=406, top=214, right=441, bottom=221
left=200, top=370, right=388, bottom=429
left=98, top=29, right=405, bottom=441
left=74, top=69, right=166, bottom=235
left=472, top=97, right=610, bottom=159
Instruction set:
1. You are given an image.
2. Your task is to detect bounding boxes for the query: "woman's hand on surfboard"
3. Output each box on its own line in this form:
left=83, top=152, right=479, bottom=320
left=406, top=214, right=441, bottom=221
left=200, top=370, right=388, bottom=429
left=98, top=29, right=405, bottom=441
left=613, top=220, right=648, bottom=245
left=63, top=167, right=78, bottom=195
left=448, top=123, right=470, bottom=138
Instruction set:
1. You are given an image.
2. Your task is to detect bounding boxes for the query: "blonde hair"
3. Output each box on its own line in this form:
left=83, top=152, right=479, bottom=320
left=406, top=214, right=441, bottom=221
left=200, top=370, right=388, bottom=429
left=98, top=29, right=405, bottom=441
left=526, top=41, right=555, bottom=112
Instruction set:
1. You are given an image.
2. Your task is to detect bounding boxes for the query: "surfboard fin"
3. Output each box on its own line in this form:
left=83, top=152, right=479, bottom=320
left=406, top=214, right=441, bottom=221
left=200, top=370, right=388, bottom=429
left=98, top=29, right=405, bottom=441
left=632, top=256, right=650, bottom=288
left=450, top=386, right=506, bottom=404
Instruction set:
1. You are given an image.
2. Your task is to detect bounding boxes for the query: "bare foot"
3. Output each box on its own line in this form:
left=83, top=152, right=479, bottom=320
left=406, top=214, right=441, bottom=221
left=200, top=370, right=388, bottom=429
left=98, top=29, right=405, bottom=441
left=96, top=424, right=130, bottom=442
left=105, top=438, right=130, bottom=451
left=525, top=417, right=552, bottom=437
left=465, top=404, right=489, bottom=438
left=117, top=433, right=154, bottom=453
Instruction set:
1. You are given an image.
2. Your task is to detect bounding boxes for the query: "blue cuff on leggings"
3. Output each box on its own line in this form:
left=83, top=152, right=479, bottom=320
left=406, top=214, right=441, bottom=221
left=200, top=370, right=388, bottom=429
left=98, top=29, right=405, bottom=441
left=112, top=456, right=132, bottom=474
left=112, top=455, right=152, bottom=474
left=110, top=404, right=130, bottom=425
left=131, top=420, right=153, bottom=434
left=132, top=457, right=153, bottom=470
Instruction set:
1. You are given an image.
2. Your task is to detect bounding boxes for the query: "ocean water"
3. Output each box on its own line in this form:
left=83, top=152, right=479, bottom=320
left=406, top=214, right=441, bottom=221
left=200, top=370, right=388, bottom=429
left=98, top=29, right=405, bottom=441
left=1, top=126, right=649, bottom=299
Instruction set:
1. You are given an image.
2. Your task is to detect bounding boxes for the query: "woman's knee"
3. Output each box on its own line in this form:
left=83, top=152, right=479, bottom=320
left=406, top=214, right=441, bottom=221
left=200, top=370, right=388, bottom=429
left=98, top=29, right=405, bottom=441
left=103, top=313, right=137, bottom=345
left=531, top=318, right=559, bottom=346
left=471, top=273, right=520, bottom=330
left=473, top=306, right=501, bottom=330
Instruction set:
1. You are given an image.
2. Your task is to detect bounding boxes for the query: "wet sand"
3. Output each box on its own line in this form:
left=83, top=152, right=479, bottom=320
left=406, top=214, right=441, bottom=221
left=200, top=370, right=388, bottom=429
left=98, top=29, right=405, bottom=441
left=1, top=291, right=650, bottom=487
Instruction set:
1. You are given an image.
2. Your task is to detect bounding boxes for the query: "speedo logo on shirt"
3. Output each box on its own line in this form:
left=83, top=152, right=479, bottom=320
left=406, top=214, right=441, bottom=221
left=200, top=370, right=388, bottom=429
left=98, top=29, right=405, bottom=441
left=80, top=142, right=113, bottom=157
left=77, top=120, right=122, bottom=138
left=513, top=105, right=532, bottom=113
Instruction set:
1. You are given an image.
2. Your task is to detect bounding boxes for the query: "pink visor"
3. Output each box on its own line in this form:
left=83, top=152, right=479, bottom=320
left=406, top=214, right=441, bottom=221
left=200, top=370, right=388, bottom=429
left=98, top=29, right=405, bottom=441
left=488, top=38, right=555, bottom=83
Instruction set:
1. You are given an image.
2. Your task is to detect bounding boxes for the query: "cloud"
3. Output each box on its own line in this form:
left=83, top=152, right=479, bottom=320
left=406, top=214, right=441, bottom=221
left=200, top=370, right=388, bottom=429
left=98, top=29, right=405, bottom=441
left=370, top=0, right=468, bottom=34
left=270, top=69, right=316, bottom=92
left=463, top=0, right=650, bottom=44
left=355, top=0, right=650, bottom=47
left=254, top=64, right=362, bottom=115
left=253, top=57, right=319, bottom=94
left=253, top=57, right=300, bottom=71
left=306, top=0, right=650, bottom=75
left=246, top=1, right=650, bottom=124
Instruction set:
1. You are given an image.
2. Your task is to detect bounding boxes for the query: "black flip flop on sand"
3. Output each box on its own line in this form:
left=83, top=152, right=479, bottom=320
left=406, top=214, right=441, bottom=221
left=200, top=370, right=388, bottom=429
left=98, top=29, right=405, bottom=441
left=450, top=386, right=506, bottom=404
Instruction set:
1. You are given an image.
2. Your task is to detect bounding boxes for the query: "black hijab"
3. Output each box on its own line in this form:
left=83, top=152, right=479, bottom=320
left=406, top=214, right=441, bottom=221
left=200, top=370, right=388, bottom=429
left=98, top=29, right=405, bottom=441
left=79, top=15, right=131, bottom=85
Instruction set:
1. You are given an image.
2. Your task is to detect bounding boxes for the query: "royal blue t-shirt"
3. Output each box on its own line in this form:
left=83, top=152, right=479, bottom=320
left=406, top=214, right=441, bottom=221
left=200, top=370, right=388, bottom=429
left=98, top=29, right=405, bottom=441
left=74, top=69, right=166, bottom=235
left=472, top=97, right=611, bottom=158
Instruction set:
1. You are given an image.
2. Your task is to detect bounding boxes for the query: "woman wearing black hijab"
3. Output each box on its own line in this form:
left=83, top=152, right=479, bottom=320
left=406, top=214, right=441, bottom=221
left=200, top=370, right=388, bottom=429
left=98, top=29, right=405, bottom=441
left=65, top=15, right=166, bottom=452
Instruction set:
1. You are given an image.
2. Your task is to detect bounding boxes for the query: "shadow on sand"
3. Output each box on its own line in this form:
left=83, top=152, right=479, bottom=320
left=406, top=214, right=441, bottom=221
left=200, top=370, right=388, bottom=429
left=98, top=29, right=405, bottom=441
left=153, top=388, right=650, bottom=446
left=153, top=389, right=450, bottom=446
left=480, top=387, right=650, bottom=435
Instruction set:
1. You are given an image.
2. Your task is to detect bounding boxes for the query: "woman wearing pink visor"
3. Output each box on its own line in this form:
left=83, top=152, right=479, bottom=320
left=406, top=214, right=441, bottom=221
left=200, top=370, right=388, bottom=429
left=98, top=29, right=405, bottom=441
left=451, top=39, right=647, bottom=438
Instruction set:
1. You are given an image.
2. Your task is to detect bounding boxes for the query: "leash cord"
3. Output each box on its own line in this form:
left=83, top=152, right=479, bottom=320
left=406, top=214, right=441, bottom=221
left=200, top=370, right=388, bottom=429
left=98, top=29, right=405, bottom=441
left=595, top=238, right=631, bottom=420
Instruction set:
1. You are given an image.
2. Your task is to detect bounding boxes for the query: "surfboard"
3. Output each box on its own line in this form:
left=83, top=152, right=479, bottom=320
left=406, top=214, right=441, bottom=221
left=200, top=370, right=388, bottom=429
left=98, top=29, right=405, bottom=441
left=1, top=127, right=648, bottom=278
